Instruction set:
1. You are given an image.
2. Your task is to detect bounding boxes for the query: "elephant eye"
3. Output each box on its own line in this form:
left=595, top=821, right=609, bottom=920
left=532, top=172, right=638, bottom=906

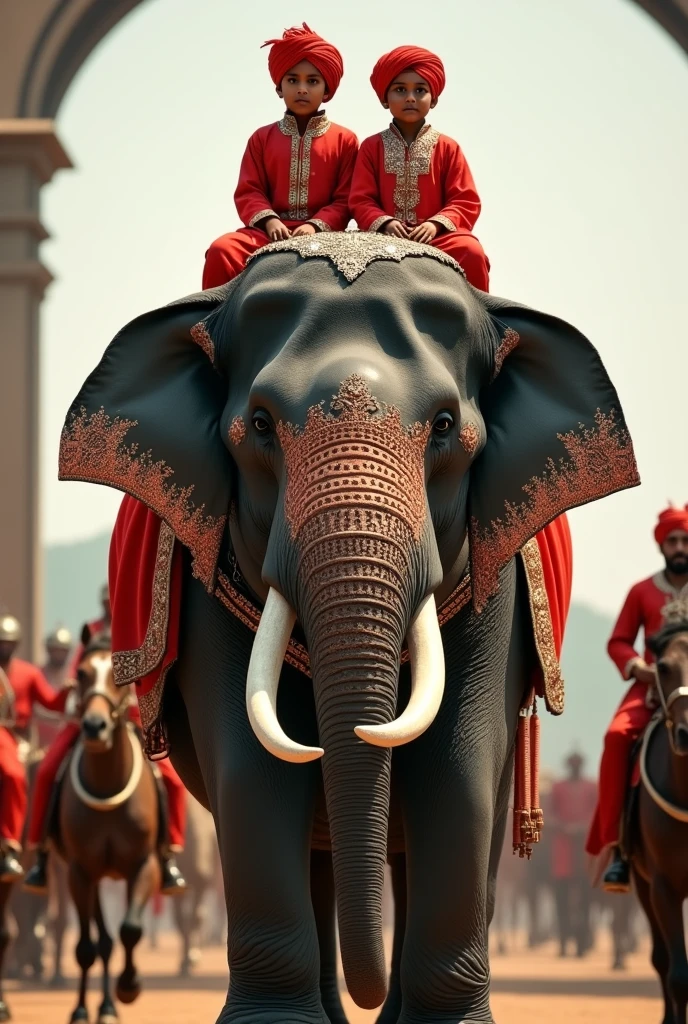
left=251, top=412, right=273, bottom=436
left=432, top=412, right=454, bottom=436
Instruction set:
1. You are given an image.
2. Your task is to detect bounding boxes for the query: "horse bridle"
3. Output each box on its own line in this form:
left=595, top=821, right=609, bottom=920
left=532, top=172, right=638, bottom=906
left=79, top=681, right=133, bottom=723
left=641, top=670, right=688, bottom=823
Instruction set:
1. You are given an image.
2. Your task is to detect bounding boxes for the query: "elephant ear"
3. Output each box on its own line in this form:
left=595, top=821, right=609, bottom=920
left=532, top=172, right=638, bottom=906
left=468, top=295, right=640, bottom=612
left=59, top=283, right=236, bottom=591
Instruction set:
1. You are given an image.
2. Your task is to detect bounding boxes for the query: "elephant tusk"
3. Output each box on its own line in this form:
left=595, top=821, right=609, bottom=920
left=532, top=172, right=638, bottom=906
left=246, top=588, right=324, bottom=763
left=354, top=595, right=445, bottom=748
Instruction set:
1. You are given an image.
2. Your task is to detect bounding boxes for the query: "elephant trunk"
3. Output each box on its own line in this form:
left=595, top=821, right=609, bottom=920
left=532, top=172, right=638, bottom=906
left=297, top=508, right=418, bottom=1009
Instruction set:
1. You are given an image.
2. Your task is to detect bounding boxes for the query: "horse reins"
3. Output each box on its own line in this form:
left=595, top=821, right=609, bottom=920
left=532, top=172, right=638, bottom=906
left=640, top=672, right=688, bottom=824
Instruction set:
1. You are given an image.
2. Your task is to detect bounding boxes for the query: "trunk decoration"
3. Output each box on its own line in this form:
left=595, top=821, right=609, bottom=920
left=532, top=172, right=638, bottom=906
left=274, top=374, right=433, bottom=1009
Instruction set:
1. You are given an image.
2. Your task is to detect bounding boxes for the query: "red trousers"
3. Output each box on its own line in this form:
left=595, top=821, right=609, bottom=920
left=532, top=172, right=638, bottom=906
left=27, top=723, right=187, bottom=850
left=586, top=681, right=653, bottom=856
left=203, top=224, right=301, bottom=289
left=0, top=728, right=27, bottom=849
left=202, top=226, right=490, bottom=291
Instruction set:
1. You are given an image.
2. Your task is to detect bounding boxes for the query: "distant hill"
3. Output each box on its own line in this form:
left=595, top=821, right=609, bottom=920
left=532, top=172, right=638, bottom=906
left=44, top=532, right=619, bottom=774
left=44, top=530, right=110, bottom=644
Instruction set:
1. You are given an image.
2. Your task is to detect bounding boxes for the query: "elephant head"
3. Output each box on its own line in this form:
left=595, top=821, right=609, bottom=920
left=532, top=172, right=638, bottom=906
left=59, top=232, right=638, bottom=1007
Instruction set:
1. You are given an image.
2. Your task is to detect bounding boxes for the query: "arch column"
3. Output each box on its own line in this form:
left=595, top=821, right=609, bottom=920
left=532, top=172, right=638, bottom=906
left=0, top=119, right=71, bottom=657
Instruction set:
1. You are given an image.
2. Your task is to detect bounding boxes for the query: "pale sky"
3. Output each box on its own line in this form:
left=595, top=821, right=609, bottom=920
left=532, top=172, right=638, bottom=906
left=40, top=0, right=688, bottom=617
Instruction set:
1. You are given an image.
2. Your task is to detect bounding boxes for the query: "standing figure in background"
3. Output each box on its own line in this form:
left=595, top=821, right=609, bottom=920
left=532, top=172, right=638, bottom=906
left=36, top=627, right=73, bottom=750
left=349, top=45, right=490, bottom=290
left=550, top=752, right=597, bottom=957
left=587, top=504, right=688, bottom=891
left=0, top=616, right=73, bottom=881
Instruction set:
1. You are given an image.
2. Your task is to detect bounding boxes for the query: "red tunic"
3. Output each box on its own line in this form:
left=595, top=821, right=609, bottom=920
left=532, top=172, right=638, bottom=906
left=349, top=124, right=481, bottom=234
left=607, top=573, right=688, bottom=677
left=550, top=777, right=598, bottom=879
left=586, top=572, right=688, bottom=860
left=3, top=658, right=71, bottom=730
left=234, top=113, right=358, bottom=232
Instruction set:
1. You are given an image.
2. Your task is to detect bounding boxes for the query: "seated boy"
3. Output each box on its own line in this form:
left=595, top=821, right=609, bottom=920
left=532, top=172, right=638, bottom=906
left=202, top=24, right=358, bottom=288
left=349, top=45, right=490, bottom=291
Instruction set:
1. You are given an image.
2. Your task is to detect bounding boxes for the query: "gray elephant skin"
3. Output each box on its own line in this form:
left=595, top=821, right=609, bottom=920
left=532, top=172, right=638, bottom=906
left=59, top=234, right=639, bottom=1023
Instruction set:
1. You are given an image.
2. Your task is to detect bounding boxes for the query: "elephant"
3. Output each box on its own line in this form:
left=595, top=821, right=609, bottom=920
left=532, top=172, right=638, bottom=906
left=59, top=231, right=639, bottom=1023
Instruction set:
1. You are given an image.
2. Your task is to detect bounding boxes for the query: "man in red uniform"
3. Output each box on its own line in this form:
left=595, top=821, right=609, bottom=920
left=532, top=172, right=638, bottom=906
left=586, top=504, right=688, bottom=891
left=36, top=626, right=73, bottom=749
left=0, top=615, right=74, bottom=882
left=202, top=24, right=358, bottom=288
left=23, top=595, right=188, bottom=897
left=349, top=46, right=490, bottom=290
left=550, top=752, right=598, bottom=956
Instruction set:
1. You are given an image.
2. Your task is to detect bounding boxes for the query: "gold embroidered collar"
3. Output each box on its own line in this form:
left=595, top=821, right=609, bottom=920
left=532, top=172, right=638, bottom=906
left=653, top=571, right=688, bottom=599
left=278, top=111, right=330, bottom=139
left=388, top=122, right=434, bottom=147
left=246, top=230, right=466, bottom=283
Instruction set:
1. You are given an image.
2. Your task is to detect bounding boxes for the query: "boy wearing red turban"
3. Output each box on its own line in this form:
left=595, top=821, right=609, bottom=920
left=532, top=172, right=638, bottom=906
left=349, top=46, right=490, bottom=290
left=586, top=505, right=688, bottom=891
left=203, top=25, right=358, bottom=288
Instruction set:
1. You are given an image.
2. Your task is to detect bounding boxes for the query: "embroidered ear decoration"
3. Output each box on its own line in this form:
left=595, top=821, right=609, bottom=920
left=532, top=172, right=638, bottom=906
left=491, top=323, right=520, bottom=382
left=190, top=319, right=215, bottom=365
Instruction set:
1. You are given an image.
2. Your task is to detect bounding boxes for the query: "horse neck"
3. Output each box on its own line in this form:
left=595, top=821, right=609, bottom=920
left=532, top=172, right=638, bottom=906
left=79, top=721, right=134, bottom=799
left=663, top=733, right=688, bottom=811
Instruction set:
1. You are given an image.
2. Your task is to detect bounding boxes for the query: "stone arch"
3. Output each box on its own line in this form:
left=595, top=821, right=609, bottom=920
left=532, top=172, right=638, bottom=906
left=0, top=0, right=686, bottom=655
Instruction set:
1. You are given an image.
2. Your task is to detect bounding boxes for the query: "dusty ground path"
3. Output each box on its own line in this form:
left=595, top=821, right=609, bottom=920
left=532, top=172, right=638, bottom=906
left=5, top=929, right=661, bottom=1023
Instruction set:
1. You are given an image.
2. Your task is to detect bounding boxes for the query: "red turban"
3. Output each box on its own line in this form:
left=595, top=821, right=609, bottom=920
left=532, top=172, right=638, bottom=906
left=262, top=23, right=344, bottom=99
left=370, top=45, right=446, bottom=105
left=654, top=505, right=688, bottom=545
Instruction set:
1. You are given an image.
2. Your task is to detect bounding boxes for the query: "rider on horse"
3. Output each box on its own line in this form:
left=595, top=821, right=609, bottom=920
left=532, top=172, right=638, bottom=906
left=586, top=504, right=688, bottom=891
left=0, top=614, right=74, bottom=882
left=23, top=586, right=188, bottom=897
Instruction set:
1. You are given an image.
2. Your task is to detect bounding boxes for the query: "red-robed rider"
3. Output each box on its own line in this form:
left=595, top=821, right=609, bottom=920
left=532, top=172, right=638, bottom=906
left=586, top=504, right=688, bottom=891
left=23, top=586, right=188, bottom=898
left=349, top=46, right=490, bottom=291
left=0, top=615, right=74, bottom=882
left=202, top=24, right=358, bottom=288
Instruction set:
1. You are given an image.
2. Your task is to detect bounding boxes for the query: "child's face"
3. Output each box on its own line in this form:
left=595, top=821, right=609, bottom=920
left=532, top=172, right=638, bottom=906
left=385, top=71, right=436, bottom=123
left=278, top=60, right=329, bottom=116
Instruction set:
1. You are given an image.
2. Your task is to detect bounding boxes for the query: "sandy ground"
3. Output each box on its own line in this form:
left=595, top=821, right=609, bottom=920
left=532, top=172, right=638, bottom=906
left=3, top=927, right=663, bottom=1024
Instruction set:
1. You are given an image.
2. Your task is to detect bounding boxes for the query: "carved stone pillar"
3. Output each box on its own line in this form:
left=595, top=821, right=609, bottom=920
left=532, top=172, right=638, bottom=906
left=0, top=119, right=71, bottom=658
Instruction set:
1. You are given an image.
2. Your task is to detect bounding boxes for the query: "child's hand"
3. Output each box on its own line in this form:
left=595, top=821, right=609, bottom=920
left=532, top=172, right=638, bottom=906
left=382, top=220, right=409, bottom=239
left=264, top=217, right=291, bottom=241
left=292, top=223, right=317, bottom=237
left=408, top=221, right=438, bottom=244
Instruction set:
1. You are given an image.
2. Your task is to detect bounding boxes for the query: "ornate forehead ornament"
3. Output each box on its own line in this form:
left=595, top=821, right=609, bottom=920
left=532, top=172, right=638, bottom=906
left=246, top=230, right=466, bottom=283
left=277, top=374, right=431, bottom=541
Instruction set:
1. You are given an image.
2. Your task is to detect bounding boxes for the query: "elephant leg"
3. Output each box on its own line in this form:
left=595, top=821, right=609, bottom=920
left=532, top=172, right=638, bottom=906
left=174, top=575, right=326, bottom=1024
left=394, top=561, right=527, bottom=1024
left=311, top=850, right=348, bottom=1024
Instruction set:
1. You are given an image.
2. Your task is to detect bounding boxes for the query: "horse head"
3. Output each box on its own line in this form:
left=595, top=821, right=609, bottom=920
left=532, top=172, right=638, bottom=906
left=648, top=616, right=688, bottom=757
left=75, top=626, right=130, bottom=751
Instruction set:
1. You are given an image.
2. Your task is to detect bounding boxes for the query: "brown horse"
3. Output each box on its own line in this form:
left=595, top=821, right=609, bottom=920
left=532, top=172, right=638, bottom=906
left=630, top=618, right=688, bottom=1024
left=53, top=630, right=160, bottom=1024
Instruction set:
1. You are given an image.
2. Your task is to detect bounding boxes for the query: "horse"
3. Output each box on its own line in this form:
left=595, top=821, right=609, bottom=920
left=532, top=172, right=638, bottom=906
left=630, top=616, right=688, bottom=1024
left=53, top=629, right=161, bottom=1024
